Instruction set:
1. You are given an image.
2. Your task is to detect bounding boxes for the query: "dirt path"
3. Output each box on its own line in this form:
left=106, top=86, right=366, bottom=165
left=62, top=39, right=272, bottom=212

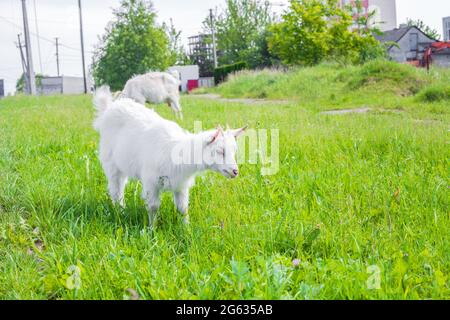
left=189, top=94, right=441, bottom=125
left=320, top=107, right=372, bottom=115
left=189, top=93, right=292, bottom=105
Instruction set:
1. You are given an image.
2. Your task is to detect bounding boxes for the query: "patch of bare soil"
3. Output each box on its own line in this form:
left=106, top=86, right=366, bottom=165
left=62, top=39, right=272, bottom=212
left=412, top=119, right=443, bottom=125
left=320, top=107, right=372, bottom=115
left=321, top=108, right=407, bottom=116
left=190, top=93, right=291, bottom=105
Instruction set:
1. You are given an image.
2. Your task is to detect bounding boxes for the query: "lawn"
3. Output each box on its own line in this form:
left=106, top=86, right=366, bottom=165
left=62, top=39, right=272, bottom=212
left=0, top=62, right=448, bottom=299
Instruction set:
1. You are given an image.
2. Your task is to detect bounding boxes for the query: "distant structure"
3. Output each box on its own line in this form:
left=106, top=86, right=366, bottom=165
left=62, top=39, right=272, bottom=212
left=38, top=76, right=92, bottom=95
left=428, top=42, right=450, bottom=68
left=168, top=65, right=200, bottom=93
left=340, top=0, right=397, bottom=31
left=188, top=34, right=215, bottom=77
left=443, top=17, right=450, bottom=41
left=375, top=25, right=436, bottom=63
left=0, top=79, right=4, bottom=98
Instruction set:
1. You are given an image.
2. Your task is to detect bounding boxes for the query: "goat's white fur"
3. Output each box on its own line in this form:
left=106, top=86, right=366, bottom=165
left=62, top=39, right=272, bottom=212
left=121, top=71, right=183, bottom=119
left=93, top=86, right=246, bottom=227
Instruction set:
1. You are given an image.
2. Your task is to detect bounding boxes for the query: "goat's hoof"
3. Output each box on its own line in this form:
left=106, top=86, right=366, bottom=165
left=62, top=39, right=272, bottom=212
left=183, top=216, right=190, bottom=225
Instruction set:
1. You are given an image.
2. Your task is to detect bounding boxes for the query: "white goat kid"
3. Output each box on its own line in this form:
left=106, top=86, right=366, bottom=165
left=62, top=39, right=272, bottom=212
left=93, top=86, right=246, bottom=227
left=121, top=71, right=183, bottom=119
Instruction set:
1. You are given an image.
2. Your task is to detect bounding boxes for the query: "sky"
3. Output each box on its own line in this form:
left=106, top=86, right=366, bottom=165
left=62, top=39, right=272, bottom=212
left=0, top=0, right=449, bottom=95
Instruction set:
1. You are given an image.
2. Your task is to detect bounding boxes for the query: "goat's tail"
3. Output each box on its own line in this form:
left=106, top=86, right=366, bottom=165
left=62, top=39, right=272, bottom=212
left=93, top=85, right=113, bottom=115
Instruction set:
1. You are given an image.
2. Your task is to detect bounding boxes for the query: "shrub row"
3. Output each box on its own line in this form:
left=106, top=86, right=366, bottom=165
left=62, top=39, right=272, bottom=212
left=214, top=62, right=247, bottom=85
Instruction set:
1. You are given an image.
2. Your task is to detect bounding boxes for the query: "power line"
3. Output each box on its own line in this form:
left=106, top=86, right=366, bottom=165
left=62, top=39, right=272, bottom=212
left=0, top=66, right=23, bottom=71
left=0, top=16, right=93, bottom=54
left=0, top=15, right=54, bottom=44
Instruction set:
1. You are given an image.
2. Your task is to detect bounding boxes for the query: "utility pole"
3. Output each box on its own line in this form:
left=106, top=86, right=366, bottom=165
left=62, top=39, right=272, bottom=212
left=17, top=34, right=29, bottom=94
left=55, top=38, right=60, bottom=77
left=209, top=9, right=218, bottom=68
left=78, top=0, right=87, bottom=94
left=21, top=0, right=36, bottom=95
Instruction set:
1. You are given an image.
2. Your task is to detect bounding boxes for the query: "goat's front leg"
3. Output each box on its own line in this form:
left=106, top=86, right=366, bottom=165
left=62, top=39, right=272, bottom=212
left=142, top=184, right=161, bottom=229
left=174, top=189, right=190, bottom=224
left=168, top=97, right=183, bottom=120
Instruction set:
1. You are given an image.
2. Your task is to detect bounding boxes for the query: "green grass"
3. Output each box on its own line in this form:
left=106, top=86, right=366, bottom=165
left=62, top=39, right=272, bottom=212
left=200, top=60, right=450, bottom=118
left=417, top=83, right=450, bottom=103
left=0, top=62, right=449, bottom=299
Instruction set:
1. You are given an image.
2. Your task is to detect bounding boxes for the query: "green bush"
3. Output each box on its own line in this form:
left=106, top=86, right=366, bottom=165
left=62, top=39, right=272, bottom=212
left=214, top=62, right=247, bottom=85
left=417, top=84, right=450, bottom=102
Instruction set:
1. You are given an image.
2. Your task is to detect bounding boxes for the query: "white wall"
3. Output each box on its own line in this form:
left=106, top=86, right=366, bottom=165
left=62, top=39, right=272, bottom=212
left=62, top=77, right=90, bottom=95
left=199, top=77, right=215, bottom=88
left=369, top=0, right=397, bottom=31
left=39, top=76, right=91, bottom=95
left=443, top=17, right=450, bottom=41
left=40, top=77, right=63, bottom=95
left=434, top=53, right=450, bottom=68
left=168, top=65, right=200, bottom=92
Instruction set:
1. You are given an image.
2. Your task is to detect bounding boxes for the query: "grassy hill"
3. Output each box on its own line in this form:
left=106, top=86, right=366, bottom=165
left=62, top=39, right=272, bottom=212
left=198, top=60, right=450, bottom=118
left=0, top=61, right=448, bottom=299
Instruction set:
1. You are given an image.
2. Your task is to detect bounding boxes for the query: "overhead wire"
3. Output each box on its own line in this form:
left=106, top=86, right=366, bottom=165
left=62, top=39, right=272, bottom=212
left=0, top=16, right=93, bottom=54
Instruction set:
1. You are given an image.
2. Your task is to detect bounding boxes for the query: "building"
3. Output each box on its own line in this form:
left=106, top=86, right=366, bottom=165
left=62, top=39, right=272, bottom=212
left=375, top=25, right=437, bottom=63
left=38, top=76, right=91, bottom=95
left=0, top=79, right=4, bottom=98
left=340, top=0, right=397, bottom=31
left=188, top=34, right=215, bottom=77
left=428, top=42, right=450, bottom=68
left=168, top=65, right=200, bottom=93
left=443, top=17, right=450, bottom=41
left=168, top=65, right=215, bottom=92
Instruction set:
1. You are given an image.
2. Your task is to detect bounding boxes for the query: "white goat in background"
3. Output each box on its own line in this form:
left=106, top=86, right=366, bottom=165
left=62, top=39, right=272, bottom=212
left=120, top=70, right=183, bottom=119
left=93, top=86, right=247, bottom=227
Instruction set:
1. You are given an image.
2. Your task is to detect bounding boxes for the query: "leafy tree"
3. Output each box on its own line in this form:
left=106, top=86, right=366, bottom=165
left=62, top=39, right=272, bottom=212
left=16, top=73, right=45, bottom=93
left=93, top=0, right=174, bottom=91
left=203, top=0, right=276, bottom=69
left=268, top=0, right=385, bottom=66
left=163, top=19, right=191, bottom=65
left=352, top=1, right=387, bottom=63
left=406, top=19, right=441, bottom=40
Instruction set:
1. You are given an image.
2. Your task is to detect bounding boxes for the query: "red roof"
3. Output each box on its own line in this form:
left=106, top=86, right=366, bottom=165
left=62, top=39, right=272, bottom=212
left=431, top=42, right=450, bottom=49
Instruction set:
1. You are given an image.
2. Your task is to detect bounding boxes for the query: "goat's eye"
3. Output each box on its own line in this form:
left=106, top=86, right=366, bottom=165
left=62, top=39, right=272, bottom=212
left=217, top=150, right=225, bottom=156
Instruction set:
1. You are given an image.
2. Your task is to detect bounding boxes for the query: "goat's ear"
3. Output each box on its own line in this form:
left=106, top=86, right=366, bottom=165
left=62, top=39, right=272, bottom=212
left=206, top=126, right=223, bottom=145
left=231, top=125, right=248, bottom=138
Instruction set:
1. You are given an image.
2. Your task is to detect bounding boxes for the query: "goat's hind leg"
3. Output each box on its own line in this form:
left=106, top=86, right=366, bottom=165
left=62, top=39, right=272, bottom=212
left=174, top=189, right=190, bottom=225
left=105, top=164, right=128, bottom=207
left=142, top=182, right=161, bottom=229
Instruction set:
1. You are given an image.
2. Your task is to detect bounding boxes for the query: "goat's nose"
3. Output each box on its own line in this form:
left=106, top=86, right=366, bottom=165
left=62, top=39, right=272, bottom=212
left=232, top=169, right=239, bottom=177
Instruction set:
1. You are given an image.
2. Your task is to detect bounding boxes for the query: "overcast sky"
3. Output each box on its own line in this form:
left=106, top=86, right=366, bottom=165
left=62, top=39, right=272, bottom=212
left=0, top=0, right=449, bottom=95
